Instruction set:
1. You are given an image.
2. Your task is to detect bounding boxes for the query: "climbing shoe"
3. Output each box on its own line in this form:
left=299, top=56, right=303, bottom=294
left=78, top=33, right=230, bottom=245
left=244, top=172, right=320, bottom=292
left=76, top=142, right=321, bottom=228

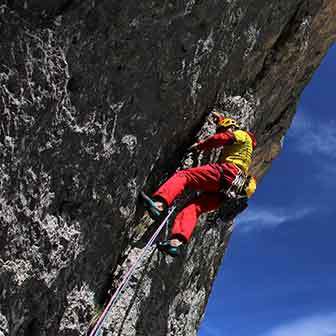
left=157, top=241, right=183, bottom=257
left=140, top=191, right=166, bottom=220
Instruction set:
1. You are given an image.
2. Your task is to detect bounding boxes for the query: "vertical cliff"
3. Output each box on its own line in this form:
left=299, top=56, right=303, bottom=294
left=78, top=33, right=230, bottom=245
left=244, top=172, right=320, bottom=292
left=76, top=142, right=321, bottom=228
left=0, top=1, right=335, bottom=335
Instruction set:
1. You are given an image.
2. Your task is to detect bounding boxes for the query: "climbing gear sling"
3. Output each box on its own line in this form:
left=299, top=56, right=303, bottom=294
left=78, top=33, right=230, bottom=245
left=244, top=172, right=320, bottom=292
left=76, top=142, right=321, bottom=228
left=222, top=168, right=247, bottom=199
left=88, top=206, right=176, bottom=336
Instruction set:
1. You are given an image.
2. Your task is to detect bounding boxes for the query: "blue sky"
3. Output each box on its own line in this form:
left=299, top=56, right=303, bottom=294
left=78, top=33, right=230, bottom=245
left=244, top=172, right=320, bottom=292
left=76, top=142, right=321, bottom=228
left=199, top=43, right=336, bottom=336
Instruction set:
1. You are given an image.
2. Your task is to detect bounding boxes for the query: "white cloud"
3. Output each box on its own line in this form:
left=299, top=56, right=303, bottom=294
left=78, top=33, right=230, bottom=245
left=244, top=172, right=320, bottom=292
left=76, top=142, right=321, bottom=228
left=288, top=108, right=336, bottom=159
left=236, top=207, right=314, bottom=233
left=260, top=312, right=336, bottom=336
left=288, top=108, right=312, bottom=136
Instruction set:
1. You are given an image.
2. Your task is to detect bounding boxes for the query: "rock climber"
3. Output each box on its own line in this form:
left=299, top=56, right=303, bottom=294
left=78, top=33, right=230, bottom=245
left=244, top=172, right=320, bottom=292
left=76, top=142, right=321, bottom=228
left=142, top=112, right=257, bottom=257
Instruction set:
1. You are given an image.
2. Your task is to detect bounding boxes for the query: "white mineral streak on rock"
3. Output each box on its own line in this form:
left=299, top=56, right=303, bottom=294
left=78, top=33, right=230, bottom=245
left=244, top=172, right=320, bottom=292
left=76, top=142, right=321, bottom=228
left=4, top=260, right=32, bottom=286
left=218, top=51, right=229, bottom=72
left=185, top=0, right=196, bottom=15
left=102, top=101, right=125, bottom=158
left=121, top=134, right=137, bottom=155
left=42, top=214, right=82, bottom=286
left=119, top=206, right=131, bottom=218
left=244, top=24, right=260, bottom=57
left=0, top=312, right=8, bottom=336
left=59, top=284, right=95, bottom=334
left=129, top=18, right=140, bottom=28
left=218, top=93, right=258, bottom=130
left=299, top=17, right=313, bottom=53
left=189, top=29, right=215, bottom=104
left=120, top=178, right=138, bottom=223
left=127, top=178, right=138, bottom=199
left=190, top=65, right=201, bottom=105
left=203, top=29, right=215, bottom=54
left=119, top=178, right=139, bottom=223
left=4, top=136, right=15, bottom=153
left=0, top=197, right=15, bottom=224
left=178, top=59, right=186, bottom=80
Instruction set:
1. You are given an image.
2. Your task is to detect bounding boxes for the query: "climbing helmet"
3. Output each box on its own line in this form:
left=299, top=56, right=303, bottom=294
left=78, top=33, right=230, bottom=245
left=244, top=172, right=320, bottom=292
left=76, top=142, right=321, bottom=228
left=217, top=117, right=239, bottom=129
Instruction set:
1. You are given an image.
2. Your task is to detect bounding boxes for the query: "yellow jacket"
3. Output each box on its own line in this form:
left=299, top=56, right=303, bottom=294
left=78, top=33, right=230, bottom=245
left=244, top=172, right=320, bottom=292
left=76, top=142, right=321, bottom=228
left=220, top=130, right=255, bottom=173
left=197, top=129, right=257, bottom=197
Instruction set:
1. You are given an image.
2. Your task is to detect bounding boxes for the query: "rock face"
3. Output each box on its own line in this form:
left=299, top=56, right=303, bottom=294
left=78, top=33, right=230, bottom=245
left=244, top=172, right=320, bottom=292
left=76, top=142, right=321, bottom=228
left=0, top=1, right=335, bottom=335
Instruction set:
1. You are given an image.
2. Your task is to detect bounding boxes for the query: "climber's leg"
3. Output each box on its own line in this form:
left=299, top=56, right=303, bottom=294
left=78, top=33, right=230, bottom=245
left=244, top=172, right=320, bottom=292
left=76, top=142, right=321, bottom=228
left=153, top=164, right=224, bottom=206
left=170, top=192, right=224, bottom=242
left=143, top=162, right=239, bottom=221
left=157, top=192, right=224, bottom=257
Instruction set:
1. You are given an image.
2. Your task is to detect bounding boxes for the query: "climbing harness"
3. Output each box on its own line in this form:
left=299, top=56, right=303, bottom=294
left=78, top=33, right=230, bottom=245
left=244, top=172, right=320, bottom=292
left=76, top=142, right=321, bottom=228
left=223, top=169, right=247, bottom=199
left=88, top=206, right=176, bottom=336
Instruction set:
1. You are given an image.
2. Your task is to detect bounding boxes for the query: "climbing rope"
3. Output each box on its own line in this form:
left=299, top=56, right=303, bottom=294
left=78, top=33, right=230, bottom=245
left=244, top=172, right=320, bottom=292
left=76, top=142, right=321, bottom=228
left=89, top=206, right=176, bottom=336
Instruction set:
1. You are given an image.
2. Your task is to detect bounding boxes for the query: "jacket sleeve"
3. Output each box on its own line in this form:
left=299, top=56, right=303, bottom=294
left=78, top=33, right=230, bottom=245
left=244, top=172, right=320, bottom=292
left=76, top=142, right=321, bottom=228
left=197, top=131, right=235, bottom=151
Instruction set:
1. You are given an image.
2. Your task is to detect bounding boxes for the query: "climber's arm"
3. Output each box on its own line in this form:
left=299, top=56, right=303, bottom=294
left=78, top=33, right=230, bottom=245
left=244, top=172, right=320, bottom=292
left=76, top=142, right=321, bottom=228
left=195, top=131, right=235, bottom=151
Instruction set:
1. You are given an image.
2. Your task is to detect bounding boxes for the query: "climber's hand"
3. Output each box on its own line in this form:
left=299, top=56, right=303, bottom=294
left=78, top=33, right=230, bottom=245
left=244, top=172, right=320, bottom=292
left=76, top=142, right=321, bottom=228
left=211, top=111, right=224, bottom=123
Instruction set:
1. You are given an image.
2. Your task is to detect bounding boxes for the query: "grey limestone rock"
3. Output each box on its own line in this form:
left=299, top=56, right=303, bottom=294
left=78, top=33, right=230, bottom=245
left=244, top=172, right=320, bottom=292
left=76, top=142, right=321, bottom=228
left=0, top=1, right=335, bottom=335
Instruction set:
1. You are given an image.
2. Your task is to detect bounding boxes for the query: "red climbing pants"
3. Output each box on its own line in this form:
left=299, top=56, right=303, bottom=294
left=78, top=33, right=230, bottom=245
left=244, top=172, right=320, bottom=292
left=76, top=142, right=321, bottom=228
left=153, top=163, right=240, bottom=242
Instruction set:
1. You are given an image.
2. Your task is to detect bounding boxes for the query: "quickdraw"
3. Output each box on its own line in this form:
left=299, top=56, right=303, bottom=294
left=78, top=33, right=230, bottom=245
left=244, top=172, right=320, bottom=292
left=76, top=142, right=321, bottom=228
left=225, top=169, right=248, bottom=199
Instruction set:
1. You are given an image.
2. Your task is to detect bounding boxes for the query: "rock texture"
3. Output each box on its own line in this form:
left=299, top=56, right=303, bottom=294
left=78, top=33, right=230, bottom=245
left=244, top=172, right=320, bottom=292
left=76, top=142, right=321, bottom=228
left=0, top=1, right=335, bottom=335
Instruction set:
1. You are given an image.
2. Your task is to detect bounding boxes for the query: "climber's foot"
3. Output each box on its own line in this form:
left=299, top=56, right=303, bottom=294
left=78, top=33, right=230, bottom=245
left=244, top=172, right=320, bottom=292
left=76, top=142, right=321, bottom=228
left=140, top=191, right=167, bottom=220
left=157, top=239, right=184, bottom=257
